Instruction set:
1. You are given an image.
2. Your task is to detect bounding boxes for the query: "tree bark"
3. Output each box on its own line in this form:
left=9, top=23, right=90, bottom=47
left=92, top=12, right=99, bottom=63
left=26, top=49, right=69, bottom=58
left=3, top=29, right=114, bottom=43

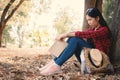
left=110, top=0, right=120, bottom=64
left=0, top=30, right=2, bottom=47
left=82, top=0, right=103, bottom=30
left=0, top=22, right=6, bottom=47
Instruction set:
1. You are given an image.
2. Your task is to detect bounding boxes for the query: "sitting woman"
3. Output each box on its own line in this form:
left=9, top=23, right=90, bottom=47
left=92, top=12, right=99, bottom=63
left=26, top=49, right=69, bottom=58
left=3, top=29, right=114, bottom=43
left=40, top=7, right=112, bottom=75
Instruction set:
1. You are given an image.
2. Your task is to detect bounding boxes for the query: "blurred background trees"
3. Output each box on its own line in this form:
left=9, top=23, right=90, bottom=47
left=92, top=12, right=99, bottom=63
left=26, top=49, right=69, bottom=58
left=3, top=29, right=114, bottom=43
left=0, top=0, right=25, bottom=47
left=103, top=0, right=115, bottom=27
left=0, top=0, right=84, bottom=48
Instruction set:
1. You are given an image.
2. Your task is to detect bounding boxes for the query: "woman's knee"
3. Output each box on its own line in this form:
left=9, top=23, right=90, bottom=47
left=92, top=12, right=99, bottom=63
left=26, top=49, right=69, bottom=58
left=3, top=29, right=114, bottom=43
left=67, top=37, right=83, bottom=43
left=67, top=37, right=92, bottom=48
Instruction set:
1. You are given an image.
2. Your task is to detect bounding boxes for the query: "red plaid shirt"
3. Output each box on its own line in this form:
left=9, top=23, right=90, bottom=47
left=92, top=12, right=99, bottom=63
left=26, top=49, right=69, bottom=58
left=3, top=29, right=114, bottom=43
left=75, top=26, right=110, bottom=55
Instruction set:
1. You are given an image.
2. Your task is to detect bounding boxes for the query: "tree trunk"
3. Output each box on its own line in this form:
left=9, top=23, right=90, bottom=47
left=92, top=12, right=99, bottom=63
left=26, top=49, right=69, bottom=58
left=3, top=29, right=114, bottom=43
left=110, top=0, right=120, bottom=64
left=82, top=0, right=103, bottom=30
left=0, top=0, right=24, bottom=47
left=0, top=22, right=6, bottom=47
left=0, top=31, right=2, bottom=47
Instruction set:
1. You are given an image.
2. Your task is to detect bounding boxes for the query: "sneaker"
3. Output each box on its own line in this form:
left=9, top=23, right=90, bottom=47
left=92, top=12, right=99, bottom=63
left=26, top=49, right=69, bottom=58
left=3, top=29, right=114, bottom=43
left=40, top=61, right=62, bottom=75
left=38, top=60, right=54, bottom=71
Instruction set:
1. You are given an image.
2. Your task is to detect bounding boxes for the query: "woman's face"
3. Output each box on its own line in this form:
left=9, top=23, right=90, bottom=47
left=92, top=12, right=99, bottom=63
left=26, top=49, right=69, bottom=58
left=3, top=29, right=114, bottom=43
left=86, top=15, right=100, bottom=28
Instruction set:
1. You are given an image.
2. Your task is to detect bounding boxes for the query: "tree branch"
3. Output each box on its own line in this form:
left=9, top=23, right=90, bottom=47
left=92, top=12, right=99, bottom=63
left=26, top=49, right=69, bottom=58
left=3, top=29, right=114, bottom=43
left=1, top=0, right=15, bottom=22
left=5, top=0, right=25, bottom=23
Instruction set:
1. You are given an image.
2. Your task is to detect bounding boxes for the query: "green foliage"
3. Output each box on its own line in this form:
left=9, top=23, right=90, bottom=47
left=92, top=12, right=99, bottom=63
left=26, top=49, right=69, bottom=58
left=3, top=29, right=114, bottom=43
left=18, top=11, right=27, bottom=17
left=2, top=25, right=14, bottom=46
left=29, top=30, right=42, bottom=47
left=103, top=0, right=115, bottom=27
left=53, top=11, right=72, bottom=34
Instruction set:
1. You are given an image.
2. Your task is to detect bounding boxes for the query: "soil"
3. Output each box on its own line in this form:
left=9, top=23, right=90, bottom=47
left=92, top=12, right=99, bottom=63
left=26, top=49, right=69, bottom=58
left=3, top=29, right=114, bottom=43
left=0, top=48, right=120, bottom=80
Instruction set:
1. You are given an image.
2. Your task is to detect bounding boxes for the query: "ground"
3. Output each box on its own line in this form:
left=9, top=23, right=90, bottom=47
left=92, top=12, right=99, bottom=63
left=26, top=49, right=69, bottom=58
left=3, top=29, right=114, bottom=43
left=0, top=48, right=120, bottom=80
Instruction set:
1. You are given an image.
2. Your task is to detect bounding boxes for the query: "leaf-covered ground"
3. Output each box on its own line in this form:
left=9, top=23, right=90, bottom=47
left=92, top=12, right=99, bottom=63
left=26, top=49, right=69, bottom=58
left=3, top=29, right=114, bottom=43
left=0, top=48, right=120, bottom=80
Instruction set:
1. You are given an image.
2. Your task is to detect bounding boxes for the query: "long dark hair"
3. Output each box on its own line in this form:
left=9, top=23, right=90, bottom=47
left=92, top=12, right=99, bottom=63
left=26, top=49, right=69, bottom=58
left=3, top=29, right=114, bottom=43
left=86, top=7, right=112, bottom=38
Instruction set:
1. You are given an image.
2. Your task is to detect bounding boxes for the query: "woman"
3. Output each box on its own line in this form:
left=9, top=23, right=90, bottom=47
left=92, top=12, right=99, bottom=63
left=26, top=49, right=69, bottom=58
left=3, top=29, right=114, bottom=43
left=40, top=7, right=112, bottom=75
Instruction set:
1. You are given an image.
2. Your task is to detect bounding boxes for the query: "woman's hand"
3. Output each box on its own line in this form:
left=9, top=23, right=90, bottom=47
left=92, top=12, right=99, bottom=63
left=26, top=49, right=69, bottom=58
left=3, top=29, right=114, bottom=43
left=55, top=33, right=68, bottom=41
left=55, top=32, right=76, bottom=41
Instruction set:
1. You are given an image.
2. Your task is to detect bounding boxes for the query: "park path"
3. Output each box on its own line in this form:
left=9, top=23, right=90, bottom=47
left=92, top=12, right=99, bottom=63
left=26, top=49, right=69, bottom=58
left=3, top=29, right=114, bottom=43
left=0, top=47, right=50, bottom=58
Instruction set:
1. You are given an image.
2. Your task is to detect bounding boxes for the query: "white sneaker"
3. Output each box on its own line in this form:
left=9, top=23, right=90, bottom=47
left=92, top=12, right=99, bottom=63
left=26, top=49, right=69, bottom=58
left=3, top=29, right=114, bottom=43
left=40, top=61, right=62, bottom=75
left=37, top=60, right=54, bottom=71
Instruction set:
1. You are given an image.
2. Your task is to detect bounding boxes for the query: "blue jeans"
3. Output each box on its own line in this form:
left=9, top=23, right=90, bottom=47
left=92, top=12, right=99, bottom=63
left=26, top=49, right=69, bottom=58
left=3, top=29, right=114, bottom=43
left=54, top=37, right=94, bottom=66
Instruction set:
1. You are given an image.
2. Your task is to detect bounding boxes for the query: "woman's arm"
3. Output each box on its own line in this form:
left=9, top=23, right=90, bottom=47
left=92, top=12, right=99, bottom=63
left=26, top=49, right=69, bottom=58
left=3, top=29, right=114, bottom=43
left=55, top=31, right=76, bottom=41
left=75, top=27, right=109, bottom=39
